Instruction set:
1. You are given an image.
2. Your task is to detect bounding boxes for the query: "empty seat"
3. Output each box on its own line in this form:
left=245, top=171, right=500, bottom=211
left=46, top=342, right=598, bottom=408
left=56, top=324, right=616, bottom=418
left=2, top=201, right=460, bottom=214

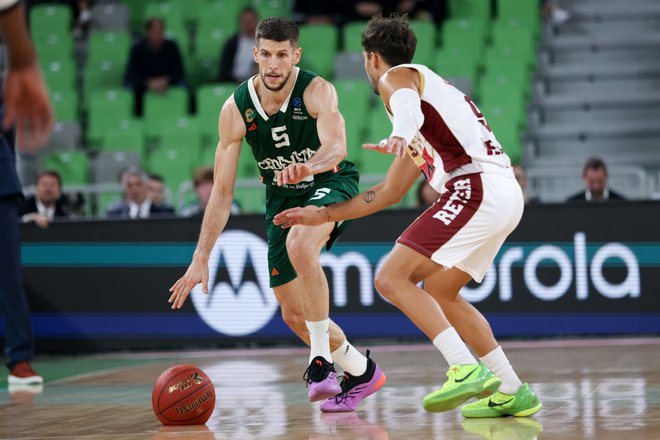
left=41, top=151, right=89, bottom=185
left=143, top=87, right=189, bottom=140
left=94, top=151, right=142, bottom=183
left=196, top=83, right=235, bottom=144
left=88, top=89, right=134, bottom=145
left=87, top=32, right=131, bottom=64
left=50, top=88, right=79, bottom=122
left=101, top=119, right=146, bottom=157
left=298, top=24, right=338, bottom=78
left=343, top=21, right=368, bottom=53
left=89, top=2, right=130, bottom=32
left=43, top=122, right=82, bottom=152
left=30, top=4, right=72, bottom=38
left=410, top=20, right=436, bottom=66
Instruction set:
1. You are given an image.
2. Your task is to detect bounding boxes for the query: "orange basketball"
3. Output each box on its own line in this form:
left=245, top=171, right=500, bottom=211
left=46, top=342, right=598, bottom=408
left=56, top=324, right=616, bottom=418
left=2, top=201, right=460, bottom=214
left=152, top=364, right=216, bottom=425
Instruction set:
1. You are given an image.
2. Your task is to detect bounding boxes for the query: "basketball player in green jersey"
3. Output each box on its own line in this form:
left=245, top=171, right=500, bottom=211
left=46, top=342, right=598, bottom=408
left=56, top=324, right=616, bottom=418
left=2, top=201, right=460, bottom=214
left=168, top=17, right=385, bottom=410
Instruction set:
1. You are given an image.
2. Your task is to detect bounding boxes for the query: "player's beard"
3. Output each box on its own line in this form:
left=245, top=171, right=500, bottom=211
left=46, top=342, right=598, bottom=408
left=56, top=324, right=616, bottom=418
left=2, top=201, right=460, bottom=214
left=261, top=67, right=292, bottom=92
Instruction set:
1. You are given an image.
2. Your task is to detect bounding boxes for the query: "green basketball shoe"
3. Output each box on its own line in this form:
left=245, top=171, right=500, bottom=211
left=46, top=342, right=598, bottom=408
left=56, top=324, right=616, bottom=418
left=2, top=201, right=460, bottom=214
left=422, top=362, right=502, bottom=412
left=461, top=383, right=542, bottom=418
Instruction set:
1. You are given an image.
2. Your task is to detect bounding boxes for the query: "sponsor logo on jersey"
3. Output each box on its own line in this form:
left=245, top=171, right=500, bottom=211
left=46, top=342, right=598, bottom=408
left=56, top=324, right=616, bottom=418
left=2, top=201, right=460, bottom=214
left=248, top=122, right=258, bottom=131
left=432, top=178, right=471, bottom=225
left=292, top=97, right=302, bottom=107
left=257, top=148, right=316, bottom=172
left=292, top=96, right=308, bottom=120
left=245, top=108, right=256, bottom=123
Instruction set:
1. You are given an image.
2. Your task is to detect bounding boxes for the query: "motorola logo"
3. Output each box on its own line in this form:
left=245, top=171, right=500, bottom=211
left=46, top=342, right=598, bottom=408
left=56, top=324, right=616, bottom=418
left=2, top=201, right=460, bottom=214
left=191, top=231, right=279, bottom=336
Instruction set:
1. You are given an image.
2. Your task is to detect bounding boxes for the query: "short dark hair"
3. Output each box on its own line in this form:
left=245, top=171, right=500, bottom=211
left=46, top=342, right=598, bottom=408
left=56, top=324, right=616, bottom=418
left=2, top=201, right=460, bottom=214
left=255, top=17, right=299, bottom=46
left=361, top=14, right=417, bottom=66
left=148, top=174, right=165, bottom=183
left=36, top=170, right=62, bottom=188
left=193, top=167, right=214, bottom=188
left=145, top=17, right=165, bottom=31
left=240, top=6, right=257, bottom=19
left=583, top=157, right=608, bottom=176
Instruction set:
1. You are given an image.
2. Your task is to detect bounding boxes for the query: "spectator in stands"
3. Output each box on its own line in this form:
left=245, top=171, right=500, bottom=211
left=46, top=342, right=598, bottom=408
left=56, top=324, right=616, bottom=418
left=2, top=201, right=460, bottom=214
left=513, top=164, right=540, bottom=204
left=106, top=167, right=175, bottom=218
left=218, top=7, right=259, bottom=83
left=147, top=174, right=167, bottom=206
left=18, top=170, right=69, bottom=228
left=180, top=166, right=240, bottom=217
left=566, top=157, right=625, bottom=203
left=416, top=179, right=439, bottom=208
left=124, top=17, right=186, bottom=115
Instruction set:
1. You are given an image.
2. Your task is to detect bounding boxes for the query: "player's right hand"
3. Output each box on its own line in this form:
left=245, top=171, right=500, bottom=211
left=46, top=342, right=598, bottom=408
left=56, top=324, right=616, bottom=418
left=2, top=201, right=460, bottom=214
left=168, top=256, right=209, bottom=309
left=363, top=136, right=408, bottom=158
left=2, top=65, right=54, bottom=152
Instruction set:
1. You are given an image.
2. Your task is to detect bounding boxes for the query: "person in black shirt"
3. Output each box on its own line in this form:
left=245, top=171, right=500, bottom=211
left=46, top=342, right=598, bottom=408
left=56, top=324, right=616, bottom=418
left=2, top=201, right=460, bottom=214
left=124, top=17, right=186, bottom=115
left=566, top=158, right=625, bottom=203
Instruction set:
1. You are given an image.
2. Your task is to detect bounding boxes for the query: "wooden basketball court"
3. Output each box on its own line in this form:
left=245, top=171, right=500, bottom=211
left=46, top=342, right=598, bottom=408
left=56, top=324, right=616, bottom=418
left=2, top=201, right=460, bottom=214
left=1, top=338, right=659, bottom=439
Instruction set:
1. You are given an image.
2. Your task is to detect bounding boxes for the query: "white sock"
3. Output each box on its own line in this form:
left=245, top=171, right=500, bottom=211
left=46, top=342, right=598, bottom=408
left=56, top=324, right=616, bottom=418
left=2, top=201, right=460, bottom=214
left=306, top=319, right=332, bottom=364
left=432, top=327, right=477, bottom=366
left=331, top=339, right=368, bottom=376
left=480, top=345, right=523, bottom=394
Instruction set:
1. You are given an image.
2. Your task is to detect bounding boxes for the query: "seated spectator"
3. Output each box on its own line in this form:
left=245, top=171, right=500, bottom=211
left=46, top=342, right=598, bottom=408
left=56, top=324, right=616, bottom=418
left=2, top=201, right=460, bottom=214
left=218, top=7, right=258, bottom=83
left=513, top=164, right=540, bottom=204
left=147, top=174, right=167, bottom=206
left=106, top=167, right=175, bottom=218
left=124, top=17, right=186, bottom=115
left=19, top=170, right=70, bottom=228
left=416, top=179, right=439, bottom=208
left=566, top=157, right=625, bottom=203
left=180, top=166, right=240, bottom=217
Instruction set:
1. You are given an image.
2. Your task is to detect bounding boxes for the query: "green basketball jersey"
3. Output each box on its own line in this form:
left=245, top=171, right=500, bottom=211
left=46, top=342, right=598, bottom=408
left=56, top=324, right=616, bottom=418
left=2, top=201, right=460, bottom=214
left=233, top=68, right=355, bottom=197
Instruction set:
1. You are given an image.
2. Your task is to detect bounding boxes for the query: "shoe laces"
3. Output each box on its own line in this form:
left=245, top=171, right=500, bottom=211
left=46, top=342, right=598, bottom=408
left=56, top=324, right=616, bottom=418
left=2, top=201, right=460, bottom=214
left=330, top=349, right=373, bottom=404
left=303, top=358, right=334, bottom=386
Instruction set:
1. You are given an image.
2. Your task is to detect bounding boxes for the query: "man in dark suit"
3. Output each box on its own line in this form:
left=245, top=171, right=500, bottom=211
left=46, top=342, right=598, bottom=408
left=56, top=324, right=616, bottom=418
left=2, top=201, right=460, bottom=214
left=106, top=167, right=175, bottom=218
left=124, top=17, right=186, bottom=115
left=0, top=0, right=53, bottom=387
left=18, top=170, right=69, bottom=228
left=218, top=7, right=258, bottom=83
left=566, top=157, right=626, bottom=203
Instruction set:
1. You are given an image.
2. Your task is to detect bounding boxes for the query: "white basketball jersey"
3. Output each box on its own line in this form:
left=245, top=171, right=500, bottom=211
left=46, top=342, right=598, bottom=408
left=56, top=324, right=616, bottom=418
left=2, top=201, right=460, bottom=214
left=385, top=64, right=511, bottom=192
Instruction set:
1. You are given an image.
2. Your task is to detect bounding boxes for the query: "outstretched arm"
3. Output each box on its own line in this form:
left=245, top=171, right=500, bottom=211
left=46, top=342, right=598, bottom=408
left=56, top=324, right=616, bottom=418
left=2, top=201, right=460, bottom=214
left=168, top=96, right=245, bottom=308
left=274, top=153, right=421, bottom=228
left=0, top=0, right=53, bottom=150
left=277, top=77, right=347, bottom=185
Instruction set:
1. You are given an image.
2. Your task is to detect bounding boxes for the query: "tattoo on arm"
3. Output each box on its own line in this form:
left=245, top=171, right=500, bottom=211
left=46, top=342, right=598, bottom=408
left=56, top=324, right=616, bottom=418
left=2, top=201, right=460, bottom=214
left=363, top=191, right=376, bottom=203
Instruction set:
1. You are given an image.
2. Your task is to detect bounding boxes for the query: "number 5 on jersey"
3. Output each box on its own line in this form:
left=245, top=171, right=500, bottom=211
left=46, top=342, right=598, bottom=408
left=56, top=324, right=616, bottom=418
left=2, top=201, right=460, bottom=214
left=272, top=126, right=290, bottom=148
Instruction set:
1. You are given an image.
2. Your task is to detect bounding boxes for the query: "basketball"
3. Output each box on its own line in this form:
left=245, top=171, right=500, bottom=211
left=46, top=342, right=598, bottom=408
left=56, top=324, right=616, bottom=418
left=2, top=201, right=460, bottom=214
left=152, top=365, right=216, bottom=425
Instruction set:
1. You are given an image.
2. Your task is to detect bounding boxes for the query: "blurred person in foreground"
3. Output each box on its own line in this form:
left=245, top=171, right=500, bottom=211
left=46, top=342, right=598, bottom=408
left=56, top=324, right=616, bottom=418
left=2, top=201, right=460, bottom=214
left=180, top=166, right=240, bottom=218
left=106, top=167, right=175, bottom=218
left=566, top=157, right=625, bottom=203
left=19, top=170, right=70, bottom=227
left=0, top=0, right=53, bottom=387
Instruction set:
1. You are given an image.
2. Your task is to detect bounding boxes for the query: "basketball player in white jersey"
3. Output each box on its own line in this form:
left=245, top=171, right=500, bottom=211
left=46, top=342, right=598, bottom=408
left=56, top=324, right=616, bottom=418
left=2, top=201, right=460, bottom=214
left=274, top=15, right=542, bottom=418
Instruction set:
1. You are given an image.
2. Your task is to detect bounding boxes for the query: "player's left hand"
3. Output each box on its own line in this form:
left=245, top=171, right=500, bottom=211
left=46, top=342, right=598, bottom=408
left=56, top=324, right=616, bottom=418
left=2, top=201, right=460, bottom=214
left=273, top=205, right=327, bottom=228
left=363, top=136, right=408, bottom=158
left=277, top=162, right=312, bottom=186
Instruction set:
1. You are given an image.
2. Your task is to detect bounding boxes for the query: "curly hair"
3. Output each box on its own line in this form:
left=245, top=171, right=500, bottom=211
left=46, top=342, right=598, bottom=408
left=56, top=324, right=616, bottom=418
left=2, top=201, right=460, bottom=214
left=361, top=14, right=417, bottom=66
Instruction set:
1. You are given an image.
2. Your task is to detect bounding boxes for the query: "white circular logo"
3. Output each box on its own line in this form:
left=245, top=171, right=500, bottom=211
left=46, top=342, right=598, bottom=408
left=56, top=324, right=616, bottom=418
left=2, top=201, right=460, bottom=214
left=191, top=231, right=279, bottom=336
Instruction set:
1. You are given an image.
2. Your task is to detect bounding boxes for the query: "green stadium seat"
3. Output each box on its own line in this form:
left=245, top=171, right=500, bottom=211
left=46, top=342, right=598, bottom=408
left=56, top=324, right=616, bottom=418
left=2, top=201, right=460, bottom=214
left=335, top=80, right=371, bottom=162
left=83, top=58, right=127, bottom=99
left=237, top=139, right=258, bottom=179
left=34, top=33, right=74, bottom=61
left=101, top=119, right=146, bottom=157
left=497, top=0, right=540, bottom=37
left=144, top=87, right=189, bottom=140
left=233, top=187, right=266, bottom=214
left=88, top=32, right=131, bottom=64
left=448, top=0, right=491, bottom=22
left=435, top=47, right=479, bottom=87
left=491, top=23, right=536, bottom=69
left=410, top=20, right=436, bottom=66
left=41, top=151, right=89, bottom=185
left=361, top=108, right=394, bottom=176
left=159, top=117, right=203, bottom=164
left=196, top=83, right=235, bottom=145
left=343, top=21, right=368, bottom=53
left=198, top=0, right=246, bottom=35
left=482, top=46, right=532, bottom=97
left=122, top=0, right=146, bottom=31
left=88, top=89, right=134, bottom=145
left=50, top=88, right=79, bottom=123
left=41, top=60, right=76, bottom=91
left=441, top=19, right=488, bottom=65
left=298, top=24, right=338, bottom=78
left=30, top=4, right=72, bottom=38
left=253, top=0, right=292, bottom=18
left=147, top=146, right=196, bottom=199
left=143, top=1, right=184, bottom=31
left=191, top=24, right=231, bottom=87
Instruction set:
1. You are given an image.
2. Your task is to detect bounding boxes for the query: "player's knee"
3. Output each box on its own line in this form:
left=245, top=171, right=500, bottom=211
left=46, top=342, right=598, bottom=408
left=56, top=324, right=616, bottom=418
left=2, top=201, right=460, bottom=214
left=374, top=270, right=398, bottom=302
left=286, top=233, right=315, bottom=265
left=281, top=307, right=305, bottom=333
